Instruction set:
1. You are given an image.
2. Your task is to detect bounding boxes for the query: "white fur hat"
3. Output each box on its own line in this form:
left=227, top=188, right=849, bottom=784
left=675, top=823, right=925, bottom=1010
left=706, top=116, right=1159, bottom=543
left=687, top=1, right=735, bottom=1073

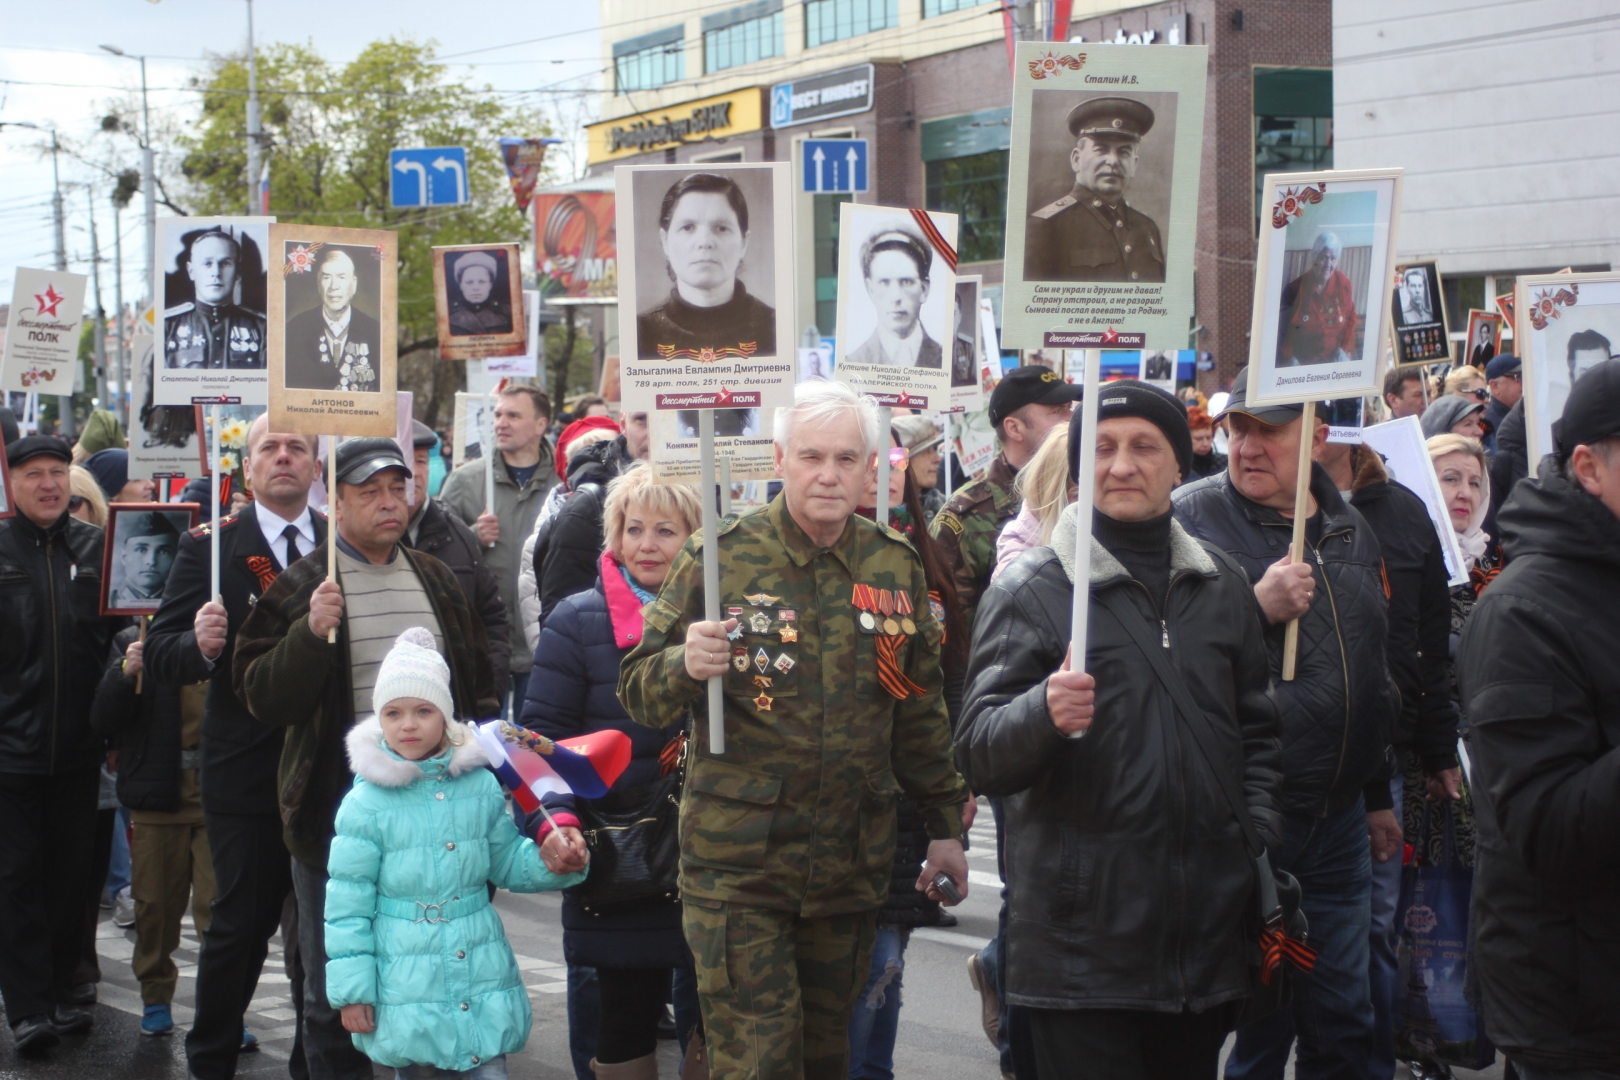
left=372, top=627, right=454, bottom=721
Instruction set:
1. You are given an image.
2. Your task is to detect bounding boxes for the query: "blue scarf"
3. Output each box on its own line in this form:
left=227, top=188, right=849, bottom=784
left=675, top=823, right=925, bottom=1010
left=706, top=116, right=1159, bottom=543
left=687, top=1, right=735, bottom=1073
left=618, top=563, right=656, bottom=605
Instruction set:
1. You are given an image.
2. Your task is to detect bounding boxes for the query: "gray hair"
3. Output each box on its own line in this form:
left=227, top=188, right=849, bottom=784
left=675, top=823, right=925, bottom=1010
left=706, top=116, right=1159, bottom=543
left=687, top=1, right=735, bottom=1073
left=773, top=379, right=881, bottom=453
left=1311, top=231, right=1342, bottom=259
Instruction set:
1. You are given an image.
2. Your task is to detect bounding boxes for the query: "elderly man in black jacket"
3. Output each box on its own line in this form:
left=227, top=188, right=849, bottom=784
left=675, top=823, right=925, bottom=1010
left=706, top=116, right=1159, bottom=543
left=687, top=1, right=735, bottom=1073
left=1459, top=360, right=1620, bottom=1078
left=0, top=436, right=121, bottom=1053
left=958, top=384, right=1282, bottom=1078
left=1173, top=370, right=1398, bottom=1080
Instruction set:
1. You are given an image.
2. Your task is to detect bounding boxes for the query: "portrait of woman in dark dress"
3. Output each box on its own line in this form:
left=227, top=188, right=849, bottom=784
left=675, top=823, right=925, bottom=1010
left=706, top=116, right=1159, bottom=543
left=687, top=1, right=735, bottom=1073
left=635, top=172, right=776, bottom=361
left=447, top=249, right=514, bottom=337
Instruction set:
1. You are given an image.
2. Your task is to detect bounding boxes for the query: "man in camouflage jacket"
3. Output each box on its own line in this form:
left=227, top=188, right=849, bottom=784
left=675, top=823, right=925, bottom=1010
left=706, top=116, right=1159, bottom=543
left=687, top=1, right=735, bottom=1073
left=932, top=365, right=1079, bottom=631
left=619, top=381, right=968, bottom=1080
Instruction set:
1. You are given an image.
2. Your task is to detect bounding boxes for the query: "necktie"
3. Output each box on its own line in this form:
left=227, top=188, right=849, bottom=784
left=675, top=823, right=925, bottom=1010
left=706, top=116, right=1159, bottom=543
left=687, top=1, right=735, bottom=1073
left=282, top=524, right=303, bottom=566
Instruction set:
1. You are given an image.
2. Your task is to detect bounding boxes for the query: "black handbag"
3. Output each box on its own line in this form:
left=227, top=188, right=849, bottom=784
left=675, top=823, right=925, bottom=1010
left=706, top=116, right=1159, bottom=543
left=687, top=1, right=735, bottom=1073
left=571, top=736, right=684, bottom=916
left=1096, top=589, right=1316, bottom=1029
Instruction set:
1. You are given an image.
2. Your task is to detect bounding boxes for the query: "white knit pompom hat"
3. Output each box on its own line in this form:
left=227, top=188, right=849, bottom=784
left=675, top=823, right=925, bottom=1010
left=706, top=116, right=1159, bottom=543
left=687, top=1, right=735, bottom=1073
left=372, top=627, right=455, bottom=722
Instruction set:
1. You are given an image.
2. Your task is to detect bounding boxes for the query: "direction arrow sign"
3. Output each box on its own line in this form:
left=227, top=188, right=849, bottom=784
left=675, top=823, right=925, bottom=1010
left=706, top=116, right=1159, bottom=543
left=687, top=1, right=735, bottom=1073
left=801, top=139, right=868, bottom=194
left=390, top=147, right=470, bottom=208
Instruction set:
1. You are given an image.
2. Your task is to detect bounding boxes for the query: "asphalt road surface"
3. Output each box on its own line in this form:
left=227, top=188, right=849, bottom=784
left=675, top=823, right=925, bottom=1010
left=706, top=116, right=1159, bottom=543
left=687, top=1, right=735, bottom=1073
left=0, top=800, right=1505, bottom=1079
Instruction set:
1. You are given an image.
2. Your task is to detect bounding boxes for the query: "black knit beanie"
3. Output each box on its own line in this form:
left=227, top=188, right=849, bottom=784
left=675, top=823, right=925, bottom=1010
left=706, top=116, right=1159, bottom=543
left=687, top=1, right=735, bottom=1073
left=1067, top=379, right=1194, bottom=483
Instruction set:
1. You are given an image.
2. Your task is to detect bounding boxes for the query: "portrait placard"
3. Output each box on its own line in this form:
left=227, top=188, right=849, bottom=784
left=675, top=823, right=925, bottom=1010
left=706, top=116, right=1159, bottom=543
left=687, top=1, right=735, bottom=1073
left=953, top=407, right=998, bottom=477
left=1494, top=291, right=1516, bottom=337
left=128, top=334, right=199, bottom=481
left=267, top=224, right=398, bottom=437
left=152, top=217, right=273, bottom=405
left=488, top=290, right=540, bottom=377
left=1515, top=271, right=1620, bottom=463
left=1390, top=261, right=1449, bottom=365
left=615, top=162, right=795, bottom=481
left=194, top=403, right=268, bottom=476
left=833, top=203, right=957, bottom=412
left=1000, top=42, right=1208, bottom=352
left=978, top=298, right=1001, bottom=392
left=99, top=502, right=201, bottom=616
left=1247, top=168, right=1403, bottom=406
left=1360, top=417, right=1469, bottom=587
left=1138, top=349, right=1176, bottom=393
left=1321, top=396, right=1367, bottom=445
left=950, top=275, right=985, bottom=412
left=452, top=390, right=494, bottom=471
left=1, top=268, right=87, bottom=393
left=432, top=243, right=526, bottom=361
left=0, top=442, right=12, bottom=520
left=1462, top=310, right=1504, bottom=369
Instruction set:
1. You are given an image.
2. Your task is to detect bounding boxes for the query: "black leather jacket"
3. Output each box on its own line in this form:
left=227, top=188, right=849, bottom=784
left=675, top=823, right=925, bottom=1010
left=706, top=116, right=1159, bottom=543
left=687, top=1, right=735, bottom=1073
left=957, top=511, right=1282, bottom=1012
left=1173, top=465, right=1399, bottom=818
left=406, top=498, right=512, bottom=690
left=0, top=512, right=119, bottom=775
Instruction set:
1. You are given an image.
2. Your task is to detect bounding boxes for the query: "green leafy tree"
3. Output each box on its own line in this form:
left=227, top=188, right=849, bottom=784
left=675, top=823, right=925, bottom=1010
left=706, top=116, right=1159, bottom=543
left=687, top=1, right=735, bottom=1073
left=181, top=39, right=551, bottom=426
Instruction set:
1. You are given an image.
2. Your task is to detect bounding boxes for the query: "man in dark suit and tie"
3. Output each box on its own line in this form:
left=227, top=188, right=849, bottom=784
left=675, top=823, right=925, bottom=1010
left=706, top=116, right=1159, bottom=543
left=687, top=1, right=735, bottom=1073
left=283, top=247, right=381, bottom=393
left=145, top=415, right=325, bottom=1080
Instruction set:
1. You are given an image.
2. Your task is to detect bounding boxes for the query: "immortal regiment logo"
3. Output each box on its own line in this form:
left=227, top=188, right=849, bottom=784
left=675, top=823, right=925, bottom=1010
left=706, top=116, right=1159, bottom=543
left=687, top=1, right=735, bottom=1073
left=653, top=388, right=762, bottom=410
left=1044, top=328, right=1146, bottom=347
left=1272, top=183, right=1327, bottom=229
left=1528, top=283, right=1579, bottom=330
left=1028, top=53, right=1087, bottom=79
left=34, top=284, right=65, bottom=317
left=610, top=102, right=734, bottom=153
left=655, top=342, right=758, bottom=362
left=13, top=283, right=77, bottom=344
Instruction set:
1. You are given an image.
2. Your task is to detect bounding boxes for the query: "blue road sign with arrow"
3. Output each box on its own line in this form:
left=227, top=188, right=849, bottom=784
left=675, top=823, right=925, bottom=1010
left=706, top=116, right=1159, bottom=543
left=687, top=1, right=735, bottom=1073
left=390, top=147, right=470, bottom=208
left=801, top=139, right=868, bottom=194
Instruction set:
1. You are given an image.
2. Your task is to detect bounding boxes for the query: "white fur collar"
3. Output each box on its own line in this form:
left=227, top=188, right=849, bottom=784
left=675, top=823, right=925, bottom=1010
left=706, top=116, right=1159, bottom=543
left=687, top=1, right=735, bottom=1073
left=344, top=714, right=489, bottom=787
left=1050, top=502, right=1216, bottom=585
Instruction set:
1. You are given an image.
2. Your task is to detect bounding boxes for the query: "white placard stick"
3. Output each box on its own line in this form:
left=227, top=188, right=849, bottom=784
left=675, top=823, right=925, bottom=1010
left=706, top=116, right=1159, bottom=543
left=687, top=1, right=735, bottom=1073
left=484, top=375, right=507, bottom=516
left=327, top=436, right=340, bottom=645
left=943, top=411, right=954, bottom=498
left=875, top=406, right=892, bottom=526
left=1068, top=349, right=1101, bottom=665
left=720, top=456, right=733, bottom=516
left=1281, top=399, right=1317, bottom=681
left=698, top=409, right=725, bottom=755
left=209, top=404, right=221, bottom=604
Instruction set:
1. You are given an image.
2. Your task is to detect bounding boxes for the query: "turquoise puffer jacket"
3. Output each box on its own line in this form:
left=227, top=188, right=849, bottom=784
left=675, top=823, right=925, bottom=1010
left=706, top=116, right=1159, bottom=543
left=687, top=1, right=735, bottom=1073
left=325, top=716, right=585, bottom=1070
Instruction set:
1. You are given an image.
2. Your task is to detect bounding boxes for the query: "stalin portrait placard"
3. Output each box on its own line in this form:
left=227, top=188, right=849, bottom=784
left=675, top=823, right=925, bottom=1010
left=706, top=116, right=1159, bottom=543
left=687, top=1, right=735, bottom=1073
left=1001, top=42, right=1208, bottom=352
left=267, top=224, right=398, bottom=438
left=152, top=217, right=273, bottom=406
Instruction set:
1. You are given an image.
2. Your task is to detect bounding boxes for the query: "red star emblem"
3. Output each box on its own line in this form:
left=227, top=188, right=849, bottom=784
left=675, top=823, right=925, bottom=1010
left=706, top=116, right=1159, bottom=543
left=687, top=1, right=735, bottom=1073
left=1101, top=327, right=1119, bottom=345
left=34, top=284, right=64, bottom=318
left=716, top=386, right=733, bottom=405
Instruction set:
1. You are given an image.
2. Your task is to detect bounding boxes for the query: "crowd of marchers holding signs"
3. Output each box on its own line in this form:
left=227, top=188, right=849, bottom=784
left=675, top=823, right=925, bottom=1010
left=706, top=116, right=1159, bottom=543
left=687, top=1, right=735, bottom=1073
left=1, top=349, right=1617, bottom=1080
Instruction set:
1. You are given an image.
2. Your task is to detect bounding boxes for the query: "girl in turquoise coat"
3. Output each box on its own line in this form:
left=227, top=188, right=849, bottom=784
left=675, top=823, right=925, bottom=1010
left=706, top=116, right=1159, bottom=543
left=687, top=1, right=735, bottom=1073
left=325, top=628, right=585, bottom=1079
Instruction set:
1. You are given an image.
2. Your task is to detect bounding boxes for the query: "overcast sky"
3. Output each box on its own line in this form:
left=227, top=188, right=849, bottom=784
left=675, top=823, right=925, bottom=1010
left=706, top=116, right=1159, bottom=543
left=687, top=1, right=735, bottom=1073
left=0, top=0, right=604, bottom=309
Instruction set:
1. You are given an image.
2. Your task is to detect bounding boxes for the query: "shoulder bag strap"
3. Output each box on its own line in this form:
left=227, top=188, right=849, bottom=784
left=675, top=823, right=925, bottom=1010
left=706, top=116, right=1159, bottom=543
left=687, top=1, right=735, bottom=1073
left=1093, top=586, right=1282, bottom=924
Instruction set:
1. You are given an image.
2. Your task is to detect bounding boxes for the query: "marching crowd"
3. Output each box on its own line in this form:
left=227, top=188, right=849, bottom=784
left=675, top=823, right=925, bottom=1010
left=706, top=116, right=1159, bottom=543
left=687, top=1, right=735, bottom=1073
left=0, top=351, right=1616, bottom=1080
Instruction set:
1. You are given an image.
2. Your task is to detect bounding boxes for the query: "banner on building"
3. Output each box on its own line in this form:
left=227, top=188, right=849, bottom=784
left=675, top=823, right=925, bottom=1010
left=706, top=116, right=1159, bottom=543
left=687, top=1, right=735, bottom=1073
left=534, top=189, right=618, bottom=302
left=500, top=137, right=561, bottom=212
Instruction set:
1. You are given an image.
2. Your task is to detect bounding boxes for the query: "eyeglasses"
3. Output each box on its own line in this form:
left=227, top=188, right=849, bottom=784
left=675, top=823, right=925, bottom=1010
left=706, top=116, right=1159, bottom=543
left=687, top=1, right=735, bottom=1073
left=1468, top=388, right=1490, bottom=400
left=67, top=495, right=88, bottom=512
left=887, top=447, right=910, bottom=470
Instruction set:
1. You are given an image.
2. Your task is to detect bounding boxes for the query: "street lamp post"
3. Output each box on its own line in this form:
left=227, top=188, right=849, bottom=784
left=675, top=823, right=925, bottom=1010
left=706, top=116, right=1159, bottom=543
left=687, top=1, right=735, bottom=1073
left=245, top=0, right=263, bottom=216
left=100, top=44, right=156, bottom=316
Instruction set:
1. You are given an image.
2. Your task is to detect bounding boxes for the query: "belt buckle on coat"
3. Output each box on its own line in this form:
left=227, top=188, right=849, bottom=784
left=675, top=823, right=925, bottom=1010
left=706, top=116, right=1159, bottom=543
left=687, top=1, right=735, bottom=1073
left=412, top=902, right=449, bottom=924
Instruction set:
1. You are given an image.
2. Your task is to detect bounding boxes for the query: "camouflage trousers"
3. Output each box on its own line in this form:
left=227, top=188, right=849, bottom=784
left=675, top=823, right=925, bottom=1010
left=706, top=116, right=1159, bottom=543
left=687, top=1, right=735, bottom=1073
left=683, top=898, right=878, bottom=1080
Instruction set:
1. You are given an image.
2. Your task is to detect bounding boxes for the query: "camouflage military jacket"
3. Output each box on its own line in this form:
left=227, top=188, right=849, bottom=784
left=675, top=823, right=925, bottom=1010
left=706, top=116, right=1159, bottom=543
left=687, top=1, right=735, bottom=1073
left=618, top=495, right=967, bottom=917
left=930, top=451, right=1019, bottom=631
left=164, top=301, right=266, bottom=369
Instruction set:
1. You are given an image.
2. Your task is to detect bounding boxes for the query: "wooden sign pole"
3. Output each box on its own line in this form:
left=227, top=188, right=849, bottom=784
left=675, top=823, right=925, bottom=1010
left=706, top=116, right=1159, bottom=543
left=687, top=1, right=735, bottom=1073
left=134, top=616, right=147, bottom=695
left=327, top=436, right=340, bottom=645
left=697, top=409, right=725, bottom=755
left=1281, top=399, right=1317, bottom=681
left=1068, top=349, right=1101, bottom=666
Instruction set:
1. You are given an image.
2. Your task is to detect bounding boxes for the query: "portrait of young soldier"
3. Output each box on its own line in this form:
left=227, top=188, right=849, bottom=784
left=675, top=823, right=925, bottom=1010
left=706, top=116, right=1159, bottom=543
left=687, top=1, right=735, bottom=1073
left=1024, top=95, right=1167, bottom=284
left=163, top=228, right=266, bottom=370
left=106, top=510, right=185, bottom=612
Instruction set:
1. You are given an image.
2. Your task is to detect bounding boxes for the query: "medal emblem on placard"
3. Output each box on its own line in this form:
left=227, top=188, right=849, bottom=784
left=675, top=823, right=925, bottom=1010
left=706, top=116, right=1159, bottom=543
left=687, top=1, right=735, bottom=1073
left=732, top=648, right=749, bottom=672
left=749, top=610, right=773, bottom=634
left=754, top=648, right=770, bottom=673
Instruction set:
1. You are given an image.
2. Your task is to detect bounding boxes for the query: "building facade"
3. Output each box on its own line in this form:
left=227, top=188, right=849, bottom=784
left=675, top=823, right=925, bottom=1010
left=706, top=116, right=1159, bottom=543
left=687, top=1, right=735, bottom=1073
left=589, top=0, right=1333, bottom=391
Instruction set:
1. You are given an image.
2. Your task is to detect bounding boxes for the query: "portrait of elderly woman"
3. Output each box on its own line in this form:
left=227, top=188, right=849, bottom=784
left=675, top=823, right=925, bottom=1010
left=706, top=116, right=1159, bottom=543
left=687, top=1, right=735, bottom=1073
left=447, top=249, right=514, bottom=337
left=635, top=172, right=777, bottom=361
left=1277, top=230, right=1359, bottom=366
left=849, top=228, right=943, bottom=369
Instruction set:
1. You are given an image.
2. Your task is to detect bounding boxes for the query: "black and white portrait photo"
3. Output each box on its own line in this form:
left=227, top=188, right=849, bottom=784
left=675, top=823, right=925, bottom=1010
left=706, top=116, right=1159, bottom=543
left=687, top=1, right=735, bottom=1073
left=447, top=249, right=514, bottom=337
left=1465, top=310, right=1503, bottom=368
left=849, top=227, right=943, bottom=369
left=951, top=277, right=981, bottom=388
left=632, top=169, right=778, bottom=362
left=1022, top=91, right=1177, bottom=284
left=100, top=503, right=198, bottom=616
left=1142, top=350, right=1174, bottom=381
left=283, top=244, right=382, bottom=393
left=152, top=217, right=271, bottom=406
left=1395, top=264, right=1438, bottom=328
left=676, top=408, right=759, bottom=438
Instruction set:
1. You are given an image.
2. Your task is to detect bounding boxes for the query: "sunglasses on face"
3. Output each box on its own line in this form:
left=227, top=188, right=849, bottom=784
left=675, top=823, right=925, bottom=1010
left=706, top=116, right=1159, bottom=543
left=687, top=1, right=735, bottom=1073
left=1468, top=388, right=1490, bottom=400
left=68, top=495, right=88, bottom=512
left=887, top=447, right=910, bottom=470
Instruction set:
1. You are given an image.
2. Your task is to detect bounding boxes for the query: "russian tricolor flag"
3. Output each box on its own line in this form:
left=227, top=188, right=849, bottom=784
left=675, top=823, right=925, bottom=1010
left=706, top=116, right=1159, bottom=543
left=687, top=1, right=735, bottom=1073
left=476, top=721, right=632, bottom=814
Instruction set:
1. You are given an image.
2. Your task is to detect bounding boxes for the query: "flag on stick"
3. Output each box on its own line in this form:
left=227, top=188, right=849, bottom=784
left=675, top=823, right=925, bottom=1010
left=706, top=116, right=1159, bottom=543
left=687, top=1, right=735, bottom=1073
left=475, top=720, right=631, bottom=814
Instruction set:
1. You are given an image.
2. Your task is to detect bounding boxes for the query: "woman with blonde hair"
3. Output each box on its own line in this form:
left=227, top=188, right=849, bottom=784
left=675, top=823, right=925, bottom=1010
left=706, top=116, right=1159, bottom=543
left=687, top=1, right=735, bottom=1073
left=68, top=465, right=109, bottom=528
left=993, top=426, right=1073, bottom=580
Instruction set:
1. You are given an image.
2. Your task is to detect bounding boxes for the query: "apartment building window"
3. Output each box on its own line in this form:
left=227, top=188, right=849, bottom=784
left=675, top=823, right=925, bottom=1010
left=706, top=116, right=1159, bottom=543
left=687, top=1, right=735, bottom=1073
left=923, top=0, right=993, bottom=17
left=922, top=108, right=1012, bottom=263
left=805, top=0, right=899, bottom=48
left=1254, top=67, right=1332, bottom=230
left=614, top=26, right=685, bottom=93
left=704, top=0, right=785, bottom=73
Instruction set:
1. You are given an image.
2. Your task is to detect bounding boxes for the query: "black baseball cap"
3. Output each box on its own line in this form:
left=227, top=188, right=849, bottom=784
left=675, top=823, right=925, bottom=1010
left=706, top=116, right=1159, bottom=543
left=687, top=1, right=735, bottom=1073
left=334, top=437, right=412, bottom=487
left=1215, top=366, right=1306, bottom=426
left=1557, top=358, right=1620, bottom=457
left=6, top=435, right=72, bottom=468
left=988, top=365, right=1082, bottom=428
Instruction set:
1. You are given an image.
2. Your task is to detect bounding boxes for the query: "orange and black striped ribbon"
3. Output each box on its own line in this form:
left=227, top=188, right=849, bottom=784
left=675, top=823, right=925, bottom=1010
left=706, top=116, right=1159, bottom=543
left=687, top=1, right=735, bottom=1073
left=1258, top=927, right=1319, bottom=987
left=875, top=634, right=928, bottom=700
left=908, top=208, right=957, bottom=271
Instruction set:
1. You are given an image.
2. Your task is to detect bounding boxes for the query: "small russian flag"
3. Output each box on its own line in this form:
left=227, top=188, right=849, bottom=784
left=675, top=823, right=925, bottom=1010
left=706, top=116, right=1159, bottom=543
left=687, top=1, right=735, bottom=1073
left=475, top=721, right=631, bottom=814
